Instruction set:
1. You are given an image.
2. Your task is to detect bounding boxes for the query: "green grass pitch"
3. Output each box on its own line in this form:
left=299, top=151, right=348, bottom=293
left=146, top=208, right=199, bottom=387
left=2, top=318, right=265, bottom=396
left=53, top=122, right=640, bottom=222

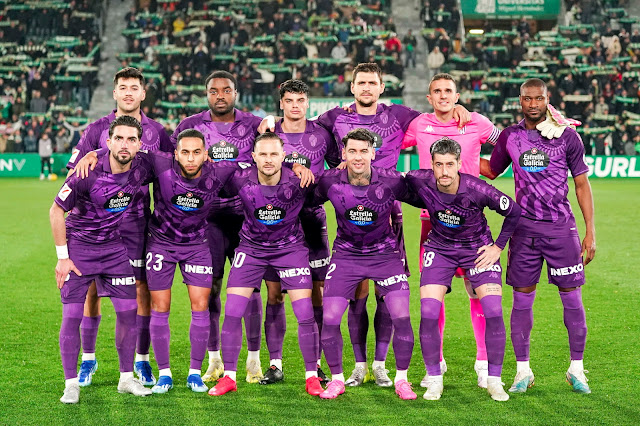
left=0, top=177, right=638, bottom=425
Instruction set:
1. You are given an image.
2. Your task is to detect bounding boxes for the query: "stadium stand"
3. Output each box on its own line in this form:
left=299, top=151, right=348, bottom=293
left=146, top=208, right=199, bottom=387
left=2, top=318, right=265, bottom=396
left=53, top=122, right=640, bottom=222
left=0, top=0, right=104, bottom=154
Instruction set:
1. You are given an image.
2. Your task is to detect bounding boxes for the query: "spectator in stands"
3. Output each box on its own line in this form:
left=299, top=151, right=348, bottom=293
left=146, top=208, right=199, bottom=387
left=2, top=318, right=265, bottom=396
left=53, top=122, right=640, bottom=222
left=252, top=104, right=267, bottom=118
left=332, top=75, right=349, bottom=97
left=38, top=130, right=53, bottom=180
left=331, top=41, right=348, bottom=60
left=427, top=46, right=445, bottom=78
left=30, top=90, right=48, bottom=114
left=403, top=30, right=417, bottom=68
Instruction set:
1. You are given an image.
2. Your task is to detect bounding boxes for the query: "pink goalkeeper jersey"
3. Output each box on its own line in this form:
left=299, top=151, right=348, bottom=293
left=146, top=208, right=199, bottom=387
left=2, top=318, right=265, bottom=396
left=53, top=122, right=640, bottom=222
left=401, top=112, right=500, bottom=176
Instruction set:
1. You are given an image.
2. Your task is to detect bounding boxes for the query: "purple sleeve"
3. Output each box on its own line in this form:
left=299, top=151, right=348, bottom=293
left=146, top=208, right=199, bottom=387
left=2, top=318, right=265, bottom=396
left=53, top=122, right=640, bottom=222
left=306, top=171, right=331, bottom=206
left=316, top=108, right=342, bottom=132
left=565, top=129, right=589, bottom=177
left=489, top=127, right=514, bottom=175
left=158, top=127, right=174, bottom=153
left=324, top=132, right=341, bottom=168
left=54, top=175, right=84, bottom=211
left=401, top=171, right=427, bottom=209
left=170, top=124, right=181, bottom=150
left=392, top=104, right=421, bottom=132
left=481, top=182, right=521, bottom=249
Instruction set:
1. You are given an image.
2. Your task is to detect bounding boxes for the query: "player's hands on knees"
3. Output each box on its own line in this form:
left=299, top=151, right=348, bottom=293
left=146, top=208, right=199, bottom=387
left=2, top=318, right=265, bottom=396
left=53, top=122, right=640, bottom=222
left=452, top=104, right=471, bottom=128
left=75, top=151, right=99, bottom=179
left=581, top=233, right=596, bottom=265
left=474, top=244, right=501, bottom=271
left=257, top=115, right=277, bottom=133
left=337, top=161, right=347, bottom=170
left=292, top=163, right=315, bottom=187
left=55, top=259, right=82, bottom=289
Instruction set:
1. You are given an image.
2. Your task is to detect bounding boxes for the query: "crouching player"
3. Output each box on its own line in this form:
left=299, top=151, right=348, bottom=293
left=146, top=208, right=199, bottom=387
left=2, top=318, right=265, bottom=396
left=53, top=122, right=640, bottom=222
left=405, top=137, right=521, bottom=401
left=208, top=132, right=322, bottom=397
left=311, top=129, right=416, bottom=400
left=50, top=116, right=154, bottom=403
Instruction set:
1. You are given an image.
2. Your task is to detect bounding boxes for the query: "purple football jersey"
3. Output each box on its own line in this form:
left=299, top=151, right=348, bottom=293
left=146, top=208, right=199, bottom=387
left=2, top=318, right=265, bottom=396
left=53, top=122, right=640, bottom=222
left=317, top=103, right=419, bottom=169
left=171, top=108, right=262, bottom=162
left=55, top=153, right=153, bottom=244
left=66, top=110, right=172, bottom=229
left=405, top=169, right=521, bottom=249
left=146, top=152, right=240, bottom=245
left=309, top=167, right=411, bottom=255
left=274, top=120, right=339, bottom=173
left=489, top=121, right=589, bottom=237
left=225, top=167, right=308, bottom=251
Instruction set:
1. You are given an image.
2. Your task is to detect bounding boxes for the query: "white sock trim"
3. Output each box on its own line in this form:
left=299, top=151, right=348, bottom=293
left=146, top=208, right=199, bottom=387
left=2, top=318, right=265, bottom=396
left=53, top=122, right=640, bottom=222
left=305, top=370, right=318, bottom=379
left=516, top=360, right=531, bottom=373
left=332, top=373, right=345, bottom=383
left=569, top=359, right=584, bottom=372
left=270, top=359, right=282, bottom=370
left=372, top=360, right=386, bottom=370
left=247, top=350, right=260, bottom=363
left=120, top=371, right=134, bottom=380
left=394, top=369, right=408, bottom=383
left=65, top=377, right=79, bottom=387
left=188, top=368, right=201, bottom=377
left=355, top=362, right=367, bottom=369
left=81, top=353, right=96, bottom=361
left=159, top=368, right=172, bottom=378
left=135, top=353, right=149, bottom=362
left=224, top=371, right=237, bottom=382
left=208, top=350, right=221, bottom=361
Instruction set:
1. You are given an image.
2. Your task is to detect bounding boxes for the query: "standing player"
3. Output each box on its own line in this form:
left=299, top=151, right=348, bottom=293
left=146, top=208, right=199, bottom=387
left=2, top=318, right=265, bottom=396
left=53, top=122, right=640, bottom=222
left=208, top=133, right=322, bottom=397
left=69, top=67, right=173, bottom=388
left=260, top=79, right=337, bottom=384
left=401, top=73, right=501, bottom=388
left=312, top=129, right=417, bottom=401
left=171, top=70, right=265, bottom=383
left=483, top=78, right=596, bottom=394
left=50, top=116, right=153, bottom=403
left=405, top=137, right=521, bottom=401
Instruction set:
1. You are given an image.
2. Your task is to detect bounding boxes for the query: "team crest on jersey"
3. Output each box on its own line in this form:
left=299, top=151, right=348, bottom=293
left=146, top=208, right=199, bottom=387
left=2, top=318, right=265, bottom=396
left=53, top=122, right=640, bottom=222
left=104, top=191, right=133, bottom=213
left=285, top=151, right=310, bottom=168
left=436, top=209, right=465, bottom=228
left=459, top=126, right=467, bottom=135
left=209, top=140, right=239, bottom=161
left=171, top=192, right=204, bottom=212
left=519, top=148, right=550, bottom=172
left=254, top=204, right=286, bottom=225
left=346, top=204, right=377, bottom=226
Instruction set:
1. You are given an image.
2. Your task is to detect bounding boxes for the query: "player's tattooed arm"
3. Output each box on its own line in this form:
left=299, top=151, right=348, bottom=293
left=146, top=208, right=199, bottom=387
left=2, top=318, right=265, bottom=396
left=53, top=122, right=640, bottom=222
left=574, top=173, right=596, bottom=265
left=49, top=202, right=82, bottom=288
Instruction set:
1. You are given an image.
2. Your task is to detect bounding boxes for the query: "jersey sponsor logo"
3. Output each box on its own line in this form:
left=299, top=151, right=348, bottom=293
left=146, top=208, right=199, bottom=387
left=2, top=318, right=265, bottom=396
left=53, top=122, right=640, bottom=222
left=284, top=151, right=311, bottom=168
left=436, top=209, right=465, bottom=228
left=467, top=264, right=502, bottom=276
left=104, top=191, right=133, bottom=213
left=346, top=204, right=378, bottom=226
left=171, top=192, right=204, bottom=212
left=111, top=276, right=136, bottom=286
left=254, top=204, right=286, bottom=225
left=374, top=273, right=408, bottom=287
left=370, top=131, right=383, bottom=150
left=184, top=264, right=214, bottom=275
left=208, top=140, right=239, bottom=161
left=550, top=262, right=584, bottom=277
left=519, top=148, right=550, bottom=172
left=58, top=183, right=72, bottom=201
left=424, top=125, right=434, bottom=132
left=129, top=259, right=143, bottom=268
left=309, top=257, right=330, bottom=269
left=278, top=267, right=311, bottom=278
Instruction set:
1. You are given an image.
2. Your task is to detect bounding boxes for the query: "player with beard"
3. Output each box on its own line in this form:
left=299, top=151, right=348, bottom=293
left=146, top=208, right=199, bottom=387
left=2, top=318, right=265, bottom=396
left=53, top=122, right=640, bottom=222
left=260, top=80, right=338, bottom=385
left=483, top=78, right=595, bottom=395
left=68, top=67, right=173, bottom=389
left=208, top=133, right=322, bottom=397
left=51, top=116, right=154, bottom=403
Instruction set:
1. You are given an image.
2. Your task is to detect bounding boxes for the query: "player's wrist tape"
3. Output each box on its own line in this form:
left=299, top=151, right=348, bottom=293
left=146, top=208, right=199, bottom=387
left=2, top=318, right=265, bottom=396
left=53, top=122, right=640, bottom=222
left=56, top=245, right=69, bottom=260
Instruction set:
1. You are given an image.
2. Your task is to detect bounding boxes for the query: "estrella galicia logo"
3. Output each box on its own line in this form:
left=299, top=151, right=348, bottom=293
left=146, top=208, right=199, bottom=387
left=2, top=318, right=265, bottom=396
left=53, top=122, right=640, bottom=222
left=104, top=191, right=133, bottom=213
left=284, top=151, right=310, bottom=168
left=171, top=192, right=204, bottom=212
left=254, top=204, right=286, bottom=225
left=208, top=140, right=239, bottom=161
left=519, top=148, right=550, bottom=172
left=346, top=204, right=378, bottom=226
left=369, top=131, right=383, bottom=150
left=436, top=209, right=464, bottom=228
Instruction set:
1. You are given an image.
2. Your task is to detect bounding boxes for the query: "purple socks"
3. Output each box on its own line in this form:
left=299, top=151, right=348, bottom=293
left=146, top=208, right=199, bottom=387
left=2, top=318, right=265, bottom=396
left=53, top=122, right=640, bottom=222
left=190, top=310, right=210, bottom=371
left=136, top=314, right=151, bottom=355
left=347, top=296, right=368, bottom=363
left=291, top=298, right=319, bottom=371
left=560, top=288, right=587, bottom=360
left=322, top=297, right=349, bottom=375
left=244, top=292, right=262, bottom=352
left=150, top=310, right=171, bottom=370
left=479, top=295, right=505, bottom=377
left=207, top=292, right=221, bottom=351
left=510, top=290, right=536, bottom=361
left=221, top=294, right=250, bottom=372
left=60, top=303, right=84, bottom=379
left=313, top=306, right=323, bottom=360
left=374, top=296, right=393, bottom=362
left=80, top=315, right=101, bottom=354
left=383, top=291, right=413, bottom=371
left=420, top=298, right=443, bottom=376
left=265, top=302, right=286, bottom=360
left=111, top=298, right=138, bottom=373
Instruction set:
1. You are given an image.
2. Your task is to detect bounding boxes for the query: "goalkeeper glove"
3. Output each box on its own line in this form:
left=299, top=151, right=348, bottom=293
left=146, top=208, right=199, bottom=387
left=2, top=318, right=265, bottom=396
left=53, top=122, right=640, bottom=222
left=536, top=104, right=582, bottom=139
